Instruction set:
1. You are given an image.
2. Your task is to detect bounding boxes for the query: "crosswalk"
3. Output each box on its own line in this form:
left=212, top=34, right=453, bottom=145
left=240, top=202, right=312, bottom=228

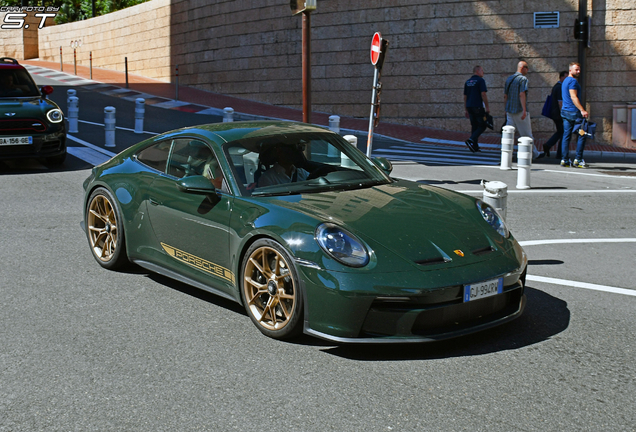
left=372, top=142, right=501, bottom=166
left=24, top=65, right=95, bottom=86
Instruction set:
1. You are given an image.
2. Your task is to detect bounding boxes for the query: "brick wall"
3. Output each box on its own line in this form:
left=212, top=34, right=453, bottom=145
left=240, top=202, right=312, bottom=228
left=0, top=12, right=41, bottom=60
left=5, top=0, right=636, bottom=145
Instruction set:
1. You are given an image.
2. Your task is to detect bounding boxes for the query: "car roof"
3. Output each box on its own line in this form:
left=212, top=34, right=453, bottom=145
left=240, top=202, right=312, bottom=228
left=192, top=121, right=332, bottom=144
left=0, top=57, right=26, bottom=70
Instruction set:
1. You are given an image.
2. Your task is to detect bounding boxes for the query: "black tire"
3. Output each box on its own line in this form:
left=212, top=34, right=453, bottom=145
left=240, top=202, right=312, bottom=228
left=85, top=187, right=129, bottom=270
left=240, top=239, right=304, bottom=340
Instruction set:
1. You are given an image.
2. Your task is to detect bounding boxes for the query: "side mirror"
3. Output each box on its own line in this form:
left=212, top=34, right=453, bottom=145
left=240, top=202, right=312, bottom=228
left=176, top=175, right=217, bottom=194
left=40, top=85, right=54, bottom=97
left=372, top=157, right=393, bottom=175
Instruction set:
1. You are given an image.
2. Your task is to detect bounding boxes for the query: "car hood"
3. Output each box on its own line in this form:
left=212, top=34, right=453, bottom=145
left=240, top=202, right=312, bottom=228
left=0, top=97, right=59, bottom=118
left=268, top=180, right=508, bottom=269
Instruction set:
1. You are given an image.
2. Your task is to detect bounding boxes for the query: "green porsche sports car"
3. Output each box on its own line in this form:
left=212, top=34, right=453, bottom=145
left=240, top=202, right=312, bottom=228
left=82, top=121, right=527, bottom=343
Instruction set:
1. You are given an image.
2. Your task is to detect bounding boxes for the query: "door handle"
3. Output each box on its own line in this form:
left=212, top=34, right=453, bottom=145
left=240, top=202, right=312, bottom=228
left=149, top=198, right=160, bottom=206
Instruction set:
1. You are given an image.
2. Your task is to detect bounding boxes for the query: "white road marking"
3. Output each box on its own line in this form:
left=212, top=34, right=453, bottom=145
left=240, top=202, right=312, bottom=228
left=526, top=275, right=635, bottom=297
left=67, top=135, right=116, bottom=157
left=456, top=189, right=635, bottom=194
left=540, top=169, right=636, bottom=179
left=519, top=238, right=636, bottom=247
left=67, top=146, right=112, bottom=166
left=77, top=119, right=159, bottom=135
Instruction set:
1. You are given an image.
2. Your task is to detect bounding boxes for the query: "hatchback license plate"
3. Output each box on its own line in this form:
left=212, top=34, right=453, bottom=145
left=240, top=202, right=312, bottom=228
left=0, top=136, right=32, bottom=146
left=464, top=277, right=503, bottom=302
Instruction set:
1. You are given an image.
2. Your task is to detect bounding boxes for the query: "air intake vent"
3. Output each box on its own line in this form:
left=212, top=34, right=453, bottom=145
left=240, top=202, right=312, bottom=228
left=534, top=12, right=559, bottom=28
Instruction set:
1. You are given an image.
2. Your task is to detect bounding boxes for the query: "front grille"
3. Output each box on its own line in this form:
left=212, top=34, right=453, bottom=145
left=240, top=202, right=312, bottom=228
left=0, top=119, right=46, bottom=134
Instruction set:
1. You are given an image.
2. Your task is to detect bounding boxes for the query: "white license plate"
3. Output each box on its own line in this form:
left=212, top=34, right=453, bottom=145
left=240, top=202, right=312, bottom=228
left=0, top=136, right=33, bottom=146
left=464, top=277, right=503, bottom=302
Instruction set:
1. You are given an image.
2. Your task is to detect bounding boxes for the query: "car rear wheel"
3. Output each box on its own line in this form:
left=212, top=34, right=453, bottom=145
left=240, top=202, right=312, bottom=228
left=241, top=239, right=303, bottom=340
left=86, top=187, right=128, bottom=270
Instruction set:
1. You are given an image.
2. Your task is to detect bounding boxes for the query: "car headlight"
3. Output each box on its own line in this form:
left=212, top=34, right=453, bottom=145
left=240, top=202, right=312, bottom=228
left=46, top=109, right=63, bottom=123
left=315, top=223, right=369, bottom=267
left=475, top=199, right=509, bottom=238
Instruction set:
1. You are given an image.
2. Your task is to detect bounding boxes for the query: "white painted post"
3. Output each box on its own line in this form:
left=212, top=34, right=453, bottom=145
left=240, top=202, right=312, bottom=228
left=104, top=106, right=116, bottom=148
left=481, top=180, right=508, bottom=221
left=516, top=137, right=533, bottom=189
left=223, top=107, right=234, bottom=122
left=134, top=98, right=145, bottom=134
left=66, top=89, right=76, bottom=105
left=328, top=115, right=340, bottom=134
left=67, top=96, right=79, bottom=133
left=500, top=125, right=515, bottom=170
left=341, top=135, right=357, bottom=167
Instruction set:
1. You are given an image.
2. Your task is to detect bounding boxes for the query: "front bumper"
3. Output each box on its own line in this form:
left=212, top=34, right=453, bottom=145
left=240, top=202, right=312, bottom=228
left=298, top=256, right=527, bottom=343
left=0, top=130, right=66, bottom=160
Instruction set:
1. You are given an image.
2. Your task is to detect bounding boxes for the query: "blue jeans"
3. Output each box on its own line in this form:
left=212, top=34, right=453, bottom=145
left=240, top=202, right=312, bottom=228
left=561, top=110, right=586, bottom=161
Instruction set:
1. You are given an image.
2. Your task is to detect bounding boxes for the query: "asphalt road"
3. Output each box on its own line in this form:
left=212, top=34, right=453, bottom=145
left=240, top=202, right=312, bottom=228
left=0, top=75, right=635, bottom=431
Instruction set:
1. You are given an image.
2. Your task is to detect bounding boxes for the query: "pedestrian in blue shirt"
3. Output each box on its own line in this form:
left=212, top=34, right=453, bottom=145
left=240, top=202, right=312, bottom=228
left=463, top=65, right=489, bottom=152
left=560, top=62, right=589, bottom=168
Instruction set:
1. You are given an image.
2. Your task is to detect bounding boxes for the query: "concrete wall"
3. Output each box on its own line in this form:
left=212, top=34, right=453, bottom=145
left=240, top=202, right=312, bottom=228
left=4, top=0, right=636, bottom=145
left=0, top=13, right=41, bottom=59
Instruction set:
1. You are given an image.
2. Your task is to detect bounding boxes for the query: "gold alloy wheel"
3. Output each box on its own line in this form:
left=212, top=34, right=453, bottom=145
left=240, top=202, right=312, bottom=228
left=243, top=246, right=297, bottom=331
left=87, top=194, right=118, bottom=263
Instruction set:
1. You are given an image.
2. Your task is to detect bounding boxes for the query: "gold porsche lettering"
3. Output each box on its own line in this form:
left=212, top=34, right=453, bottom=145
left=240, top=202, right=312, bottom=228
left=454, top=249, right=465, bottom=257
left=161, top=242, right=235, bottom=284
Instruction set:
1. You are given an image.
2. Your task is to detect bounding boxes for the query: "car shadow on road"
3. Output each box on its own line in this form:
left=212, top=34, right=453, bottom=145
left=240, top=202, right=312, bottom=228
left=321, top=287, right=570, bottom=361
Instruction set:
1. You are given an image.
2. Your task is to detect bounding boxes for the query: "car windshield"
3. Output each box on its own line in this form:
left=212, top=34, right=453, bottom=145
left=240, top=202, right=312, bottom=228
left=0, top=68, right=40, bottom=98
left=224, top=132, right=392, bottom=197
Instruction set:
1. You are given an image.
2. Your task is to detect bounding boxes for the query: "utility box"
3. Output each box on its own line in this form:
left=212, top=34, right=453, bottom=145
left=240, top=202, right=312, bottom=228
left=612, top=105, right=636, bottom=150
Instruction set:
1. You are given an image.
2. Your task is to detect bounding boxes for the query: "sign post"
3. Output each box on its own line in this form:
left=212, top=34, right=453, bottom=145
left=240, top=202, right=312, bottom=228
left=367, top=32, right=388, bottom=157
left=291, top=0, right=317, bottom=124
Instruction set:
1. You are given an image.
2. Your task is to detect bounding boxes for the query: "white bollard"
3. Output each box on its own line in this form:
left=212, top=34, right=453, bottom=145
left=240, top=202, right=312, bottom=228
left=223, top=107, right=234, bottom=122
left=328, top=115, right=340, bottom=134
left=341, top=135, right=357, bottom=167
left=134, top=98, right=145, bottom=134
left=66, top=89, right=76, bottom=105
left=104, top=106, right=116, bottom=148
left=67, top=96, right=79, bottom=133
left=481, top=180, right=508, bottom=221
left=500, top=125, right=515, bottom=170
left=516, top=137, right=533, bottom=189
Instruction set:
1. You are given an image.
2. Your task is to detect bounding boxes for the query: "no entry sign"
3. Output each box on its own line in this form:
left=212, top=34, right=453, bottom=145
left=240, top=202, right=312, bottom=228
left=370, top=32, right=382, bottom=65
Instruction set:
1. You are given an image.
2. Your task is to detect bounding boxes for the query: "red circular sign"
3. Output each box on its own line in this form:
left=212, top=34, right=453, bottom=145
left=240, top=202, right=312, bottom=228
left=370, top=32, right=382, bottom=65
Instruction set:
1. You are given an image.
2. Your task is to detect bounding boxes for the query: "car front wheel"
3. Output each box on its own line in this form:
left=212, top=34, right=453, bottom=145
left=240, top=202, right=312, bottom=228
left=86, top=187, right=128, bottom=270
left=241, top=239, right=303, bottom=340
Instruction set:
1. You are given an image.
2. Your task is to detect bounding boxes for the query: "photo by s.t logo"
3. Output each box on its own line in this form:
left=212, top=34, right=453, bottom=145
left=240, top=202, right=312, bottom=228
left=1, top=7, right=59, bottom=30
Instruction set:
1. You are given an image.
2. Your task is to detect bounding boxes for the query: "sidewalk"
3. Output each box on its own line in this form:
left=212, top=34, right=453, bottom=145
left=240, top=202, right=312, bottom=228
left=24, top=59, right=636, bottom=160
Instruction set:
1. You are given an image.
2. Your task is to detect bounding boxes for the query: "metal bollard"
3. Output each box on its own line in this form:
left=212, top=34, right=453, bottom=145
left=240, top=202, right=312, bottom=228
left=134, top=98, right=145, bottom=134
left=104, top=106, right=116, bottom=148
left=500, top=125, right=515, bottom=170
left=516, top=137, right=533, bottom=189
left=223, top=107, right=234, bottom=123
left=481, top=180, right=508, bottom=221
left=66, top=89, right=76, bottom=105
left=341, top=135, right=357, bottom=167
left=68, top=96, right=79, bottom=133
left=328, top=115, right=340, bottom=134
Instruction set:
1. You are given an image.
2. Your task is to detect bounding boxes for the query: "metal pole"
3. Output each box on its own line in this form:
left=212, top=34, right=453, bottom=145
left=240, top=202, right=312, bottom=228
left=125, top=57, right=129, bottom=89
left=60, top=46, right=63, bottom=71
left=578, top=0, right=587, bottom=106
left=73, top=48, right=77, bottom=75
left=302, top=11, right=311, bottom=124
left=366, top=67, right=379, bottom=158
left=175, top=64, right=179, bottom=101
left=89, top=51, right=92, bottom=80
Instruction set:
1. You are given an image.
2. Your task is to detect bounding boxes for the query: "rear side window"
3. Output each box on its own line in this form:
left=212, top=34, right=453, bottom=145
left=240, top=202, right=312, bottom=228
left=136, top=140, right=172, bottom=172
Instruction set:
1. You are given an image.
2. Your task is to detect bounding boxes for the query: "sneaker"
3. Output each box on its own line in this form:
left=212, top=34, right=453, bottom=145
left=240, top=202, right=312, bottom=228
left=573, top=159, right=588, bottom=168
left=560, top=159, right=571, bottom=167
left=465, top=139, right=476, bottom=153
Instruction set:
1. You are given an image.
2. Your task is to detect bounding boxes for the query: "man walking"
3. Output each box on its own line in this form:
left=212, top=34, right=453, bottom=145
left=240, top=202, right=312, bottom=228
left=541, top=70, right=568, bottom=158
left=560, top=62, right=589, bottom=168
left=503, top=60, right=540, bottom=159
left=464, top=65, right=489, bottom=152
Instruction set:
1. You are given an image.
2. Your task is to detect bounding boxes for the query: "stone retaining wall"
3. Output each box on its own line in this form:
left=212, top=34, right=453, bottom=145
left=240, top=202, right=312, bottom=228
left=3, top=0, right=635, bottom=145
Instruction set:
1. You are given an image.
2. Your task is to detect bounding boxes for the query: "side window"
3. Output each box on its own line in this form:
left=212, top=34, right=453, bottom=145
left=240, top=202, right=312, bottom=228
left=136, top=139, right=172, bottom=173
left=167, top=139, right=213, bottom=179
